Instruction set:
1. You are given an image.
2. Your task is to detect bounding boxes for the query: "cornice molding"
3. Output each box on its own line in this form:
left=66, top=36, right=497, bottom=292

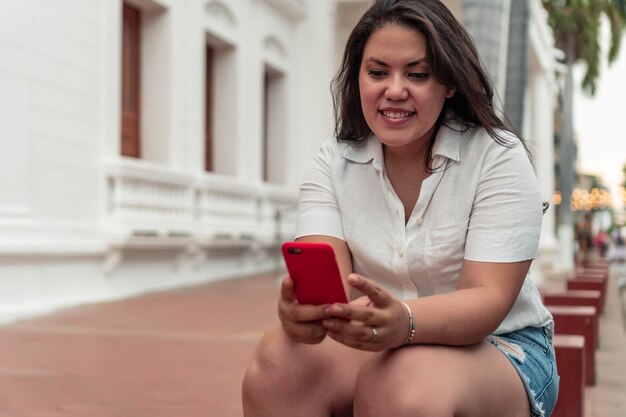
left=262, top=0, right=307, bottom=22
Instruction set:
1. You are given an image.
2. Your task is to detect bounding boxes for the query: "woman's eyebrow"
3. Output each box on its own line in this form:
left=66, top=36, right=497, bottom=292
left=364, top=57, right=389, bottom=67
left=405, top=58, right=428, bottom=67
left=365, top=57, right=427, bottom=67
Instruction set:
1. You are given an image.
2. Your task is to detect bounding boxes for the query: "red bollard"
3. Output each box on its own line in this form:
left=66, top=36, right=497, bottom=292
left=552, top=335, right=585, bottom=417
left=548, top=305, right=597, bottom=386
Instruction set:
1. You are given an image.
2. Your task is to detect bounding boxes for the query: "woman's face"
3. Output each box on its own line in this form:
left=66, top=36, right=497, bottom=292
left=359, top=24, right=449, bottom=152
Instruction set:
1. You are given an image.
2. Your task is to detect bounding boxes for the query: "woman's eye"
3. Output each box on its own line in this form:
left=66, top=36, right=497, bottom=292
left=408, top=72, right=429, bottom=80
left=368, top=70, right=386, bottom=78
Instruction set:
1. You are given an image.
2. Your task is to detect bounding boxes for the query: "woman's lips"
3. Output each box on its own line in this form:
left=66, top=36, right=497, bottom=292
left=381, top=110, right=414, bottom=119
left=379, top=109, right=415, bottom=123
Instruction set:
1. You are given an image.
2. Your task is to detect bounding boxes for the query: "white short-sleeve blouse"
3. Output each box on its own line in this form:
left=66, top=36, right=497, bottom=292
left=295, top=121, right=553, bottom=334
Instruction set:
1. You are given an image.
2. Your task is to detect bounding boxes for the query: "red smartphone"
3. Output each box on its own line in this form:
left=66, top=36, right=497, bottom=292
left=281, top=241, right=348, bottom=305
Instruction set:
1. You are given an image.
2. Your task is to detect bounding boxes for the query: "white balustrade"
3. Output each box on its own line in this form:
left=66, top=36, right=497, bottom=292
left=196, top=174, right=259, bottom=239
left=259, top=183, right=298, bottom=243
left=105, top=160, right=297, bottom=246
left=105, top=159, right=195, bottom=236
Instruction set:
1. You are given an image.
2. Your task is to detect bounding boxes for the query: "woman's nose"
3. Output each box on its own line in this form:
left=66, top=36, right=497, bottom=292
left=385, top=75, right=408, bottom=100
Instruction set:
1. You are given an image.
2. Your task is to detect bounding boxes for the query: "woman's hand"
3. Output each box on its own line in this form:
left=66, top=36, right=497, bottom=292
left=277, top=275, right=330, bottom=344
left=322, top=274, right=410, bottom=351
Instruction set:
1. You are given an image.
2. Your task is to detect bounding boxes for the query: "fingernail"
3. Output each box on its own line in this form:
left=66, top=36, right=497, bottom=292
left=348, top=274, right=359, bottom=285
left=329, top=305, right=344, bottom=315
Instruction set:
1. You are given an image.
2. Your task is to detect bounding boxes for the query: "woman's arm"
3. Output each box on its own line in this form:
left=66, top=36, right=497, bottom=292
left=402, top=259, right=531, bottom=346
left=323, top=259, right=530, bottom=350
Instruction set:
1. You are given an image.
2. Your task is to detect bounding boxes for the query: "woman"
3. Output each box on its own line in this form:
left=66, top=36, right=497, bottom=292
left=242, top=1, right=559, bottom=416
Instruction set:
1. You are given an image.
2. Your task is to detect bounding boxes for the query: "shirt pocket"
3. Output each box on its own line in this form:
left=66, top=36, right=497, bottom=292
left=424, top=221, right=468, bottom=291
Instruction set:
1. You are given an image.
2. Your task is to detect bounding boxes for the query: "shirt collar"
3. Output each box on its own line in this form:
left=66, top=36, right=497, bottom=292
left=431, top=121, right=462, bottom=162
left=340, top=121, right=463, bottom=167
left=340, top=136, right=384, bottom=170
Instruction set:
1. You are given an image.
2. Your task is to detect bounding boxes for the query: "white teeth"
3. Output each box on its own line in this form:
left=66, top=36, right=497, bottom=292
left=382, top=111, right=412, bottom=119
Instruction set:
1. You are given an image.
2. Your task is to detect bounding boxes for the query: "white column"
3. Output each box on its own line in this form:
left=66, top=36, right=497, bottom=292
left=533, top=71, right=558, bottom=251
left=0, top=2, right=33, bottom=227
left=529, top=69, right=560, bottom=282
left=0, top=78, right=32, bottom=226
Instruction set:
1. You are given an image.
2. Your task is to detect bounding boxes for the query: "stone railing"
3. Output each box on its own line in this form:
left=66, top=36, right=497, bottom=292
left=104, top=159, right=298, bottom=246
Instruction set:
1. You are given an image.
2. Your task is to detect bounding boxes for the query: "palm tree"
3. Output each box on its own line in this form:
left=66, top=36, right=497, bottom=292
left=542, top=0, right=626, bottom=268
left=543, top=0, right=626, bottom=94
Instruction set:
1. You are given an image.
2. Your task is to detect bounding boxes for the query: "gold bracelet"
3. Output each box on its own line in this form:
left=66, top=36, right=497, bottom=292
left=400, top=301, right=415, bottom=345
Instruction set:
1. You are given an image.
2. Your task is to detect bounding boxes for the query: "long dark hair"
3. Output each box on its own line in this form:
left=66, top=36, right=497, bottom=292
left=331, top=0, right=527, bottom=168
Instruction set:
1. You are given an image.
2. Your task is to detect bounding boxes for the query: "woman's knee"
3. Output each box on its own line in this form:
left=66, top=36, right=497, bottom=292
left=242, top=326, right=329, bottom=404
left=244, top=327, right=304, bottom=394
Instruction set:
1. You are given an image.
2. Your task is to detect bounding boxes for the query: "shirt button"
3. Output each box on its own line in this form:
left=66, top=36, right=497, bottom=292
left=415, top=217, right=423, bottom=225
left=397, top=249, right=404, bottom=257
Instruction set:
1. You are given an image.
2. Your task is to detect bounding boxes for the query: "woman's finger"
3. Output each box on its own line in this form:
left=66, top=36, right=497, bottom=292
left=285, top=303, right=330, bottom=322
left=280, top=276, right=297, bottom=303
left=283, top=320, right=328, bottom=344
left=324, top=295, right=410, bottom=350
left=326, top=322, right=385, bottom=352
left=347, top=274, right=393, bottom=307
left=326, top=302, right=382, bottom=326
left=279, top=276, right=329, bottom=320
left=278, top=279, right=329, bottom=344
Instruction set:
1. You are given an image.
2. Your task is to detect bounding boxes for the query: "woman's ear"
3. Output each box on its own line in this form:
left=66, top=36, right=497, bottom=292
left=446, top=88, right=456, bottom=98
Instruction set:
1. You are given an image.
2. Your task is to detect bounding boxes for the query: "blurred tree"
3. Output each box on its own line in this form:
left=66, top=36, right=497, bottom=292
left=542, top=0, right=626, bottom=268
left=543, top=0, right=626, bottom=94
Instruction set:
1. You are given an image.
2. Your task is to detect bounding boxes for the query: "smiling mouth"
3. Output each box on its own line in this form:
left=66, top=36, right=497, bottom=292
left=380, top=110, right=415, bottom=119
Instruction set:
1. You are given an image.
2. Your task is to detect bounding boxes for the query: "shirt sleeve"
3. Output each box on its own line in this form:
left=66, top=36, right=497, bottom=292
left=294, top=139, right=345, bottom=240
left=464, top=137, right=543, bottom=262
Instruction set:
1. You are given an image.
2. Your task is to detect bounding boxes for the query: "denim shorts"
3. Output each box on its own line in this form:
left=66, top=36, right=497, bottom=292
left=487, top=324, right=560, bottom=417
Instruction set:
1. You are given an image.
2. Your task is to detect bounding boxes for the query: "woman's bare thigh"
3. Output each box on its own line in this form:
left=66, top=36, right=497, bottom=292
left=355, top=341, right=531, bottom=417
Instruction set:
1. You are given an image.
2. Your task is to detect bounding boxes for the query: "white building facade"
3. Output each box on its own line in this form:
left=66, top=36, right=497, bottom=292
left=0, top=0, right=561, bottom=324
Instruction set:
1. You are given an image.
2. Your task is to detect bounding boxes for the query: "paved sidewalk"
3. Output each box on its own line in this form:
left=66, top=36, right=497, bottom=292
left=0, top=273, right=281, bottom=417
left=0, top=265, right=624, bottom=417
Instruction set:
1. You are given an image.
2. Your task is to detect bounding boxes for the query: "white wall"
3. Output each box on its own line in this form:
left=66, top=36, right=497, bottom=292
left=0, top=0, right=101, bottom=227
left=0, top=0, right=334, bottom=324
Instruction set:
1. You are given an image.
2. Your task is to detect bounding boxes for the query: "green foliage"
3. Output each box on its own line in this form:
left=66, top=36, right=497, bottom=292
left=543, top=0, right=626, bottom=95
left=605, top=3, right=626, bottom=60
left=590, top=174, right=603, bottom=188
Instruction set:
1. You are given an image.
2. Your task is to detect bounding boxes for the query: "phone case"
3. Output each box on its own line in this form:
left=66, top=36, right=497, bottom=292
left=281, top=241, right=348, bottom=305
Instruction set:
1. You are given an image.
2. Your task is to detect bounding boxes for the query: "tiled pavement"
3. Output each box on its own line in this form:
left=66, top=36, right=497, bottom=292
left=0, top=264, right=624, bottom=417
